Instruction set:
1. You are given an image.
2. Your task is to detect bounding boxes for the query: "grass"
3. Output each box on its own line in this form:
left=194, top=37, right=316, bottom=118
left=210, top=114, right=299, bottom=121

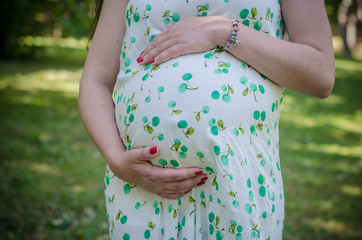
left=0, top=44, right=108, bottom=239
left=0, top=39, right=361, bottom=240
left=280, top=58, right=362, bottom=239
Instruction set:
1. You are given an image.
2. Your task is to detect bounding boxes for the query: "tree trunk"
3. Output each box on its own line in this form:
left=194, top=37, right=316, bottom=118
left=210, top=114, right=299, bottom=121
left=338, top=0, right=360, bottom=59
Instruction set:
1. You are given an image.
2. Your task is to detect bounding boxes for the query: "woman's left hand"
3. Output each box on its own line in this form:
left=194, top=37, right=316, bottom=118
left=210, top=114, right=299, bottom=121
left=138, top=16, right=231, bottom=65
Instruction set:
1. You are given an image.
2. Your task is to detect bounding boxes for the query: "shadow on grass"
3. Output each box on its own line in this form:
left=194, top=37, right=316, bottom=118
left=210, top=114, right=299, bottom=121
left=0, top=49, right=361, bottom=239
left=0, top=72, right=108, bottom=238
left=279, top=57, right=362, bottom=240
left=0, top=46, right=87, bottom=75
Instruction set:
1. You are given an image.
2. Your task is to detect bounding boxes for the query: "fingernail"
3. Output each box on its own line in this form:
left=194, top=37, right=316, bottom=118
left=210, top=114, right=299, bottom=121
left=195, top=171, right=203, bottom=175
left=150, top=146, right=158, bottom=155
left=150, top=58, right=155, bottom=64
left=185, top=189, right=191, bottom=193
left=201, top=177, right=208, bottom=182
left=137, top=57, right=143, bottom=63
left=140, top=50, right=144, bottom=56
left=197, top=181, right=206, bottom=186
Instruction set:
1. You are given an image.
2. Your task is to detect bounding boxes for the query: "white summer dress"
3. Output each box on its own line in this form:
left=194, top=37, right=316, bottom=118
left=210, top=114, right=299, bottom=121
left=105, top=0, right=285, bottom=239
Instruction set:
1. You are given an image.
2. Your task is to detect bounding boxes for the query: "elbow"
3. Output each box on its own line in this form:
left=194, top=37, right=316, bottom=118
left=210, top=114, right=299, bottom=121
left=308, top=50, right=335, bottom=98
left=314, top=69, right=335, bottom=99
left=316, top=87, right=333, bottom=99
left=312, top=57, right=335, bottom=99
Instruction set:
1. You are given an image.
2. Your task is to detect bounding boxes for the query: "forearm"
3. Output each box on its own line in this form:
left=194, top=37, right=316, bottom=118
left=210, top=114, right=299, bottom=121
left=77, top=0, right=129, bottom=164
left=222, top=0, right=335, bottom=98
left=141, top=12, right=334, bottom=99
left=138, top=1, right=334, bottom=97
left=227, top=24, right=334, bottom=98
left=78, top=80, right=125, bottom=164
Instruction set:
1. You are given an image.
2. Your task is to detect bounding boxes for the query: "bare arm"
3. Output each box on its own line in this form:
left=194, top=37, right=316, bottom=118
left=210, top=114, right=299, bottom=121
left=79, top=0, right=126, bottom=164
left=139, top=0, right=335, bottom=98
left=78, top=0, right=206, bottom=199
left=227, top=0, right=335, bottom=98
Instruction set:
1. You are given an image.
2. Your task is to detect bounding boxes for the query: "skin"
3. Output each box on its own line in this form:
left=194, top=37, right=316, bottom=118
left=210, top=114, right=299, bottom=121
left=140, top=0, right=335, bottom=98
left=79, top=0, right=207, bottom=200
left=78, top=0, right=334, bottom=199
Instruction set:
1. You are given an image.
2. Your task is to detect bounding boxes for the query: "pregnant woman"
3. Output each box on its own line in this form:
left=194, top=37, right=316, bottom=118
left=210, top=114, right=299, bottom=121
left=79, top=0, right=334, bottom=239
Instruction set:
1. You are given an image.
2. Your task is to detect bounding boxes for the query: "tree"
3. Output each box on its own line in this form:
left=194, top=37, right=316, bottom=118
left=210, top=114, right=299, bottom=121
left=338, top=0, right=362, bottom=59
left=0, top=0, right=94, bottom=59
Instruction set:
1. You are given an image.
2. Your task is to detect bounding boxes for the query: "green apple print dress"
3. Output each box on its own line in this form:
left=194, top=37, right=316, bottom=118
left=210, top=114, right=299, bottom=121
left=105, top=0, right=285, bottom=239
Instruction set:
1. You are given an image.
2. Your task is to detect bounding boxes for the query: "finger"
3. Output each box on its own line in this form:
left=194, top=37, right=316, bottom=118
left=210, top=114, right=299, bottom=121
left=135, top=165, right=206, bottom=193
left=141, top=32, right=169, bottom=56
left=157, top=192, right=186, bottom=199
left=160, top=175, right=208, bottom=192
left=126, top=146, right=159, bottom=161
left=143, top=38, right=175, bottom=64
left=139, top=32, right=170, bottom=63
left=150, top=44, right=186, bottom=65
left=150, top=166, right=205, bottom=182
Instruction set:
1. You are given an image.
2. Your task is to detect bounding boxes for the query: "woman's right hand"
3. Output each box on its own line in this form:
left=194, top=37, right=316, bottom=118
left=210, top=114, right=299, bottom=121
left=107, top=146, right=208, bottom=199
left=79, top=0, right=207, bottom=200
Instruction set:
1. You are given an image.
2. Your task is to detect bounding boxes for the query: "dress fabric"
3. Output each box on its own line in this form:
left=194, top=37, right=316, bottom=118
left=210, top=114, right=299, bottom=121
left=105, top=0, right=285, bottom=239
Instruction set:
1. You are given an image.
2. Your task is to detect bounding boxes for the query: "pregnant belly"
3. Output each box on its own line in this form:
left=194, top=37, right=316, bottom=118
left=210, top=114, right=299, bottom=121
left=113, top=50, right=283, bottom=169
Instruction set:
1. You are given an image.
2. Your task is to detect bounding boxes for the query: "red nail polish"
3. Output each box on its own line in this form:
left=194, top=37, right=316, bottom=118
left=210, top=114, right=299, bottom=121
left=197, top=181, right=206, bottom=186
left=140, top=50, right=144, bottom=56
left=150, top=58, right=155, bottom=64
left=195, top=171, right=203, bottom=175
left=137, top=57, right=143, bottom=63
left=201, top=177, right=208, bottom=182
left=150, top=146, right=158, bottom=155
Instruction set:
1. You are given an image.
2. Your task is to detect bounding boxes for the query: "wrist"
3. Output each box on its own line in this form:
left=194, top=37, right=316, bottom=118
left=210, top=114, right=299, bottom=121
left=104, top=148, right=130, bottom=181
left=218, top=18, right=241, bottom=51
left=215, top=17, right=233, bottom=47
left=103, top=147, right=125, bottom=167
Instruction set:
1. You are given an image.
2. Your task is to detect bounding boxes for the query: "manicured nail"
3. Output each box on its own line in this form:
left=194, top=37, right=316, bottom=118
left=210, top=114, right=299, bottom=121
left=137, top=57, right=143, bottom=63
left=195, top=171, right=203, bottom=175
left=201, top=177, right=208, bottom=182
left=150, top=146, right=158, bottom=155
left=150, top=58, right=155, bottom=64
left=197, top=181, right=206, bottom=186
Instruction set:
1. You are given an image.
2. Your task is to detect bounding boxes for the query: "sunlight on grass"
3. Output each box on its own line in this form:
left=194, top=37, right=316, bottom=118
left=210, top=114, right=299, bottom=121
left=282, top=109, right=362, bottom=134
left=279, top=52, right=362, bottom=239
left=71, top=185, right=84, bottom=194
left=341, top=184, right=362, bottom=197
left=28, top=162, right=60, bottom=176
left=18, top=36, right=88, bottom=50
left=303, top=217, right=361, bottom=239
left=304, top=143, right=361, bottom=159
left=283, top=113, right=319, bottom=128
left=0, top=69, right=81, bottom=94
left=0, top=67, right=82, bottom=108
left=324, top=112, right=362, bottom=134
left=1, top=37, right=361, bottom=239
left=335, top=58, right=362, bottom=72
left=321, top=93, right=346, bottom=105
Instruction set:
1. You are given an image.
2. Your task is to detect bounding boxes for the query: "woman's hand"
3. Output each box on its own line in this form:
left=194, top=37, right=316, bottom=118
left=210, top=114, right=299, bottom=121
left=107, top=146, right=208, bottom=199
left=79, top=0, right=208, bottom=200
left=138, top=16, right=231, bottom=66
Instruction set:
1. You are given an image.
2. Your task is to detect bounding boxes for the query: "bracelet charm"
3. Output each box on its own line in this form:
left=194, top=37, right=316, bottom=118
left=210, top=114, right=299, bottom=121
left=223, top=19, right=240, bottom=51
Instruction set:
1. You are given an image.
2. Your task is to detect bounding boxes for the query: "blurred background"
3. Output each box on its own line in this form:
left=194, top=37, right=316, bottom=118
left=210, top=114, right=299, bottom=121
left=0, top=0, right=361, bottom=239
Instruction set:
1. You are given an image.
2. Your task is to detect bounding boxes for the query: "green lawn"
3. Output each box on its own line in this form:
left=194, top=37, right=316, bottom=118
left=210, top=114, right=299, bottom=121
left=0, top=42, right=361, bottom=240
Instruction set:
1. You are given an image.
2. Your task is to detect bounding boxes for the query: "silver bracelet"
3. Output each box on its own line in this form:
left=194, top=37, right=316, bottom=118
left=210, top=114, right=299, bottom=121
left=223, top=19, right=240, bottom=51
